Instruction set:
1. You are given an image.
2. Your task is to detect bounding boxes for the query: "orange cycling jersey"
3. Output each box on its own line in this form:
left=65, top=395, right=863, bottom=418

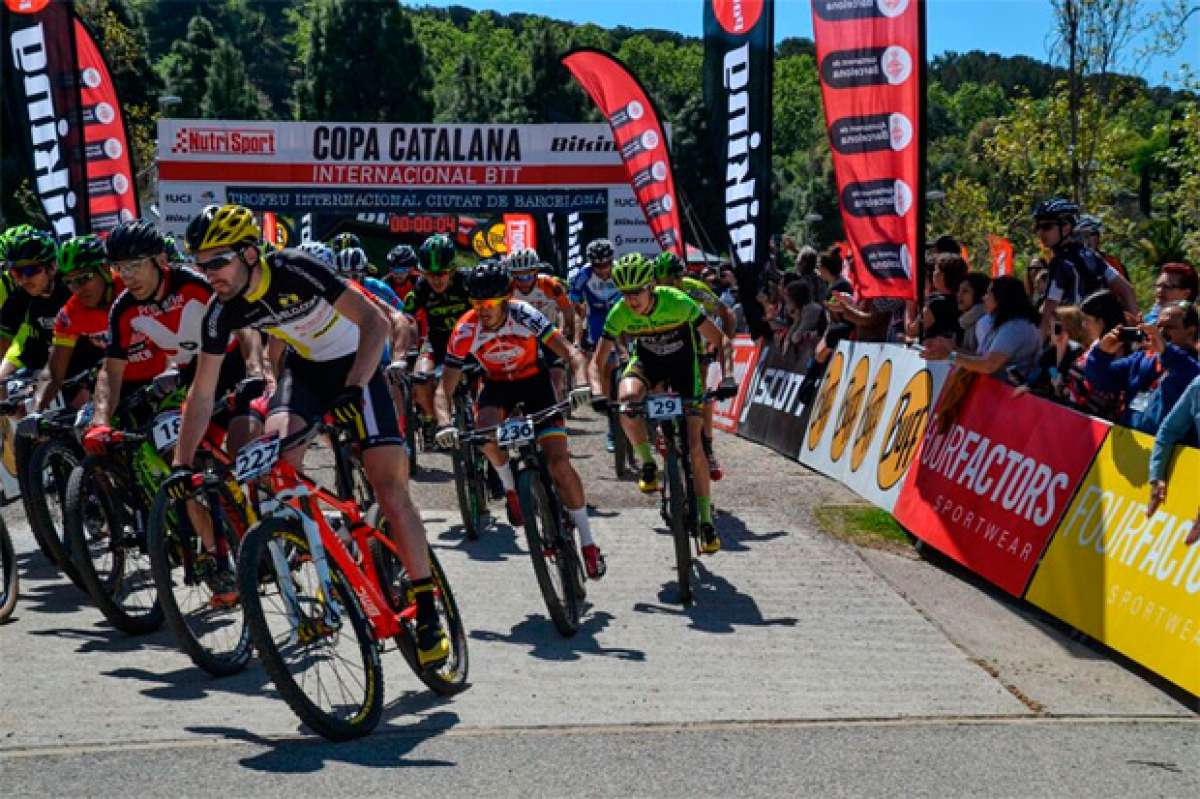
left=512, top=274, right=572, bottom=321
left=445, top=300, right=560, bottom=381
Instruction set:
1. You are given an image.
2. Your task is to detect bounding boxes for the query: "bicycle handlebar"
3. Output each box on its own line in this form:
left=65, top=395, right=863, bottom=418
left=460, top=399, right=572, bottom=444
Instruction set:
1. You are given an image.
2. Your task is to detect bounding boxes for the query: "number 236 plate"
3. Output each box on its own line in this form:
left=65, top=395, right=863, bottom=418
left=497, top=417, right=534, bottom=446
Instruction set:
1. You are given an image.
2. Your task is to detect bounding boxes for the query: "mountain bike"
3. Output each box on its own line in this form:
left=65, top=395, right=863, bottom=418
left=0, top=514, right=16, bottom=623
left=463, top=399, right=586, bottom=636
left=448, top=362, right=489, bottom=539
left=622, top=388, right=728, bottom=605
left=606, top=357, right=634, bottom=480
left=237, top=422, right=468, bottom=741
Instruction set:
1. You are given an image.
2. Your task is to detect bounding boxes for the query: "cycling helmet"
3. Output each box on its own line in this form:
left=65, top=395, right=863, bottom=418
left=1032, top=197, right=1079, bottom=225
left=0, top=225, right=36, bottom=260
left=57, top=234, right=109, bottom=280
left=106, top=219, right=166, bottom=261
left=611, top=252, right=655, bottom=291
left=466, top=259, right=512, bottom=299
left=506, top=247, right=540, bottom=274
left=387, top=244, right=417, bottom=273
left=586, top=238, right=614, bottom=264
left=162, top=235, right=187, bottom=263
left=335, top=246, right=369, bottom=277
left=185, top=204, right=260, bottom=252
left=1074, top=214, right=1102, bottom=234
left=330, top=232, right=362, bottom=252
left=653, top=251, right=686, bottom=280
left=4, top=227, right=57, bottom=266
left=297, top=240, right=336, bottom=268
left=418, top=233, right=456, bottom=273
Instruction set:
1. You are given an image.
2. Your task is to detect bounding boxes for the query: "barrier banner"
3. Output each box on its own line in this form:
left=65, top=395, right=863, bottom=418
left=892, top=375, right=1109, bottom=596
left=736, top=343, right=813, bottom=457
left=711, top=334, right=760, bottom=433
left=1026, top=426, right=1200, bottom=696
left=801, top=341, right=951, bottom=511
left=812, top=0, right=923, bottom=300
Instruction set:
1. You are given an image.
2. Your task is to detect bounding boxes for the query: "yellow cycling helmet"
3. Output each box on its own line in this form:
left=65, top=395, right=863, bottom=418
left=186, top=204, right=261, bottom=252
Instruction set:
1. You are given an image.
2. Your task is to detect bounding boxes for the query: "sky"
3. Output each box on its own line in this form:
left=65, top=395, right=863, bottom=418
left=409, top=0, right=1199, bottom=88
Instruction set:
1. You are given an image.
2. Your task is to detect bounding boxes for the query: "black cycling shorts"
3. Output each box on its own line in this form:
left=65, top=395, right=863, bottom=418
left=269, top=351, right=403, bottom=449
left=477, top=371, right=564, bottom=435
left=623, top=354, right=703, bottom=400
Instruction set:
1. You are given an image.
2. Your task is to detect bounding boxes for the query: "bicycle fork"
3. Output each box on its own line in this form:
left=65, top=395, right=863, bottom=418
left=262, top=492, right=344, bottom=646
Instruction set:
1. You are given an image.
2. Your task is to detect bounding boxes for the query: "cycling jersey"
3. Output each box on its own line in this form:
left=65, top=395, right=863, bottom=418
left=445, top=300, right=560, bottom=382
left=569, top=264, right=620, bottom=345
left=360, top=276, right=402, bottom=310
left=383, top=273, right=416, bottom=302
left=201, top=249, right=358, bottom=363
left=679, top=277, right=722, bottom=319
left=404, top=271, right=471, bottom=359
left=53, top=277, right=123, bottom=352
left=0, top=279, right=72, bottom=371
left=107, top=267, right=214, bottom=375
left=1045, top=242, right=1121, bottom=306
left=603, top=287, right=705, bottom=397
left=513, top=274, right=573, bottom=322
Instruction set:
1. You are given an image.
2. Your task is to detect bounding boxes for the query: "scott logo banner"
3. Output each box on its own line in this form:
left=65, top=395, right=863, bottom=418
left=562, top=49, right=685, bottom=256
left=736, top=343, right=812, bottom=455
left=892, top=376, right=1110, bottom=596
left=812, top=0, right=922, bottom=300
left=1026, top=427, right=1200, bottom=696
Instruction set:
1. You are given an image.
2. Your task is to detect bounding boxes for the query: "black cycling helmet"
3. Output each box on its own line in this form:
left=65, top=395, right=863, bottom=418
left=105, top=219, right=166, bottom=261
left=330, top=232, right=362, bottom=252
left=387, top=244, right=418, bottom=273
left=466, top=259, right=512, bottom=299
left=4, top=227, right=57, bottom=266
left=418, top=233, right=456, bottom=273
left=1032, top=197, right=1079, bottom=225
left=586, top=238, right=614, bottom=264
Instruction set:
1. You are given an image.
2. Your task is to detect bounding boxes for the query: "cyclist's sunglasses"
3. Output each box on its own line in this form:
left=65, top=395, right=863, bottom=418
left=1035, top=221, right=1060, bottom=231
left=64, top=271, right=100, bottom=290
left=470, top=296, right=507, bottom=310
left=112, top=256, right=155, bottom=277
left=195, top=250, right=241, bottom=272
left=511, top=269, right=538, bottom=280
left=8, top=260, right=47, bottom=279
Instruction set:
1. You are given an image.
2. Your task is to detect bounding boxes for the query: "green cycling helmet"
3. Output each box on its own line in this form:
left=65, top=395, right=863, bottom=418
left=611, top=252, right=655, bottom=291
left=0, top=225, right=36, bottom=260
left=57, top=234, right=110, bottom=281
left=418, top=233, right=456, bottom=273
left=5, top=227, right=57, bottom=266
left=653, top=251, right=685, bottom=281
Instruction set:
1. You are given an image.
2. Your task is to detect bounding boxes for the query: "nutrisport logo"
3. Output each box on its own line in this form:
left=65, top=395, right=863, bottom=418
left=171, top=127, right=276, bottom=156
left=712, top=0, right=764, bottom=34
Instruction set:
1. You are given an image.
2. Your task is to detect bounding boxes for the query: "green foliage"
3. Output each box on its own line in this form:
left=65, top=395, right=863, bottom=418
left=201, top=39, right=264, bottom=120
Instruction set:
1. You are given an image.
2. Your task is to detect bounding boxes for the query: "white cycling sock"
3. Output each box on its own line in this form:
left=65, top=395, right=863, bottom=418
left=569, top=506, right=595, bottom=547
left=496, top=460, right=516, bottom=492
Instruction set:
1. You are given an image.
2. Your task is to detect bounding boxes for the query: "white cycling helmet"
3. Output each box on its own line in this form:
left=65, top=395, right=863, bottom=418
left=335, top=246, right=369, bottom=277
left=297, top=240, right=336, bottom=268
left=506, top=247, right=540, bottom=274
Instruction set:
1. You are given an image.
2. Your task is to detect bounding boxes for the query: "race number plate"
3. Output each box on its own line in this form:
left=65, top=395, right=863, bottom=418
left=497, top=417, right=535, bottom=447
left=646, top=394, right=683, bottom=420
left=234, top=435, right=281, bottom=482
left=151, top=411, right=182, bottom=452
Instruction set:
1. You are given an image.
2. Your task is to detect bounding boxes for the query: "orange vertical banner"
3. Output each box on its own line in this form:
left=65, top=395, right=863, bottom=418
left=988, top=235, right=1013, bottom=278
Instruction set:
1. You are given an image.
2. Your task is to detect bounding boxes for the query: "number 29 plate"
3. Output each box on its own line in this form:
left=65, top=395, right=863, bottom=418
left=646, top=395, right=683, bottom=420
left=497, top=417, right=535, bottom=447
left=234, top=435, right=281, bottom=482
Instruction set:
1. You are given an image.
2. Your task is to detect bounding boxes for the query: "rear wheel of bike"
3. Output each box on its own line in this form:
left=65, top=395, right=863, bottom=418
left=518, top=470, right=581, bottom=636
left=24, top=438, right=86, bottom=590
left=332, top=436, right=375, bottom=513
left=65, top=459, right=162, bottom=634
left=148, top=485, right=252, bottom=677
left=237, top=517, right=382, bottom=741
left=0, top=518, right=18, bottom=623
left=662, top=431, right=692, bottom=605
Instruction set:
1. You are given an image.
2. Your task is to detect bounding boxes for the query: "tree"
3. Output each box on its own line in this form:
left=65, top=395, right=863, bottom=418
left=201, top=39, right=264, bottom=119
left=292, top=0, right=431, bottom=122
left=433, top=53, right=492, bottom=123
left=158, top=14, right=219, bottom=118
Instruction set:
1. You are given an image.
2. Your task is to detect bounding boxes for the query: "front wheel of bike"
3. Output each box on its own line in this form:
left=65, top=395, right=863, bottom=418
left=23, top=438, right=87, bottom=590
left=662, top=432, right=692, bottom=606
left=148, top=486, right=252, bottom=677
left=518, top=470, right=581, bottom=636
left=0, top=518, right=18, bottom=623
left=451, top=448, right=485, bottom=540
left=238, top=517, right=382, bottom=741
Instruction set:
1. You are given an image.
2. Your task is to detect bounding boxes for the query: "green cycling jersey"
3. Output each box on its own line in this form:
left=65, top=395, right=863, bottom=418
left=679, top=276, right=721, bottom=319
left=602, top=286, right=707, bottom=396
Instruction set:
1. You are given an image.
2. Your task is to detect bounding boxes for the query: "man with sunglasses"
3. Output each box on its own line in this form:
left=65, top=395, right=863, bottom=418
left=167, top=204, right=450, bottom=667
left=507, top=248, right=575, bottom=400
left=569, top=238, right=622, bottom=451
left=433, top=261, right=605, bottom=578
left=588, top=253, right=737, bottom=556
left=0, top=228, right=72, bottom=402
left=1033, top=198, right=1136, bottom=336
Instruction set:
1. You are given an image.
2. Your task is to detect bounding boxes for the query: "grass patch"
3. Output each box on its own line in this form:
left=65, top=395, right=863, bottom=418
left=813, top=503, right=913, bottom=553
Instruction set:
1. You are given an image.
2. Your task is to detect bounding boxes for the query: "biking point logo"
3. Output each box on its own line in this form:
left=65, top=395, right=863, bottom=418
left=876, top=368, right=933, bottom=490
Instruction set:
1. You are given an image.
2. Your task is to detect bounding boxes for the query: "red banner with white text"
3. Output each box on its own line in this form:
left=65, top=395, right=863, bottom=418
left=711, top=335, right=761, bottom=432
left=812, top=0, right=922, bottom=300
left=892, top=374, right=1109, bottom=596
left=562, top=49, right=684, bottom=256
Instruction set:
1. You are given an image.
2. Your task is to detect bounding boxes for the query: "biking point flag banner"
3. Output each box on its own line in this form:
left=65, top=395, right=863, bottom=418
left=561, top=49, right=685, bottom=256
left=812, top=0, right=923, bottom=300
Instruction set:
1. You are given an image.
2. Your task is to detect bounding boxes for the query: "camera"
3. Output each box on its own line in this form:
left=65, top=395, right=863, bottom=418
left=1117, top=326, right=1146, bottom=344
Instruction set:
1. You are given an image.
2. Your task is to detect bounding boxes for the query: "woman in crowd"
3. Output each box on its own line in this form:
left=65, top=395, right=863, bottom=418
left=956, top=271, right=991, bottom=352
left=782, top=279, right=824, bottom=356
left=1024, top=305, right=1087, bottom=396
left=919, top=293, right=961, bottom=343
left=1148, top=373, right=1200, bottom=546
left=921, top=275, right=1041, bottom=377
left=1045, top=290, right=1129, bottom=418
left=1025, top=257, right=1049, bottom=308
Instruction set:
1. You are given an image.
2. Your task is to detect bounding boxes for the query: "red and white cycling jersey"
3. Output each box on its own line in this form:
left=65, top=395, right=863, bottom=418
left=444, top=300, right=560, bottom=381
left=512, top=274, right=571, bottom=323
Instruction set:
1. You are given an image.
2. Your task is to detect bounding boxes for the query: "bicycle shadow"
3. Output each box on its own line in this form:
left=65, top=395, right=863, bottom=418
left=411, top=465, right=454, bottom=485
left=17, top=549, right=64, bottom=582
left=28, top=623, right=179, bottom=655
left=712, top=511, right=789, bottom=554
left=101, top=661, right=274, bottom=702
left=633, top=561, right=798, bottom=635
left=17, top=575, right=93, bottom=615
left=186, top=706, right=460, bottom=771
left=435, top=520, right=524, bottom=563
left=469, top=610, right=645, bottom=662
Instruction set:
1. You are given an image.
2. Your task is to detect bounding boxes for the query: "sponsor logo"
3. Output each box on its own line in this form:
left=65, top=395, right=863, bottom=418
left=310, top=125, right=522, bottom=163
left=550, top=134, right=615, bottom=152
left=566, top=211, right=583, bottom=270
left=813, top=0, right=910, bottom=21
left=720, top=42, right=764, bottom=266
left=821, top=47, right=913, bottom=89
left=830, top=354, right=871, bottom=462
left=861, top=242, right=912, bottom=281
left=851, top=359, right=892, bottom=472
left=5, top=0, right=50, bottom=13
left=830, top=113, right=913, bottom=155
left=712, top=0, right=764, bottom=34
left=201, top=190, right=217, bottom=202
left=749, top=366, right=808, bottom=417
left=80, top=66, right=101, bottom=89
left=613, top=197, right=639, bottom=208
left=172, top=126, right=276, bottom=156
left=164, top=214, right=191, bottom=223
left=842, top=179, right=913, bottom=217
left=9, top=20, right=77, bottom=237
left=164, top=193, right=191, bottom=204
left=806, top=350, right=845, bottom=451
left=877, top=369, right=931, bottom=489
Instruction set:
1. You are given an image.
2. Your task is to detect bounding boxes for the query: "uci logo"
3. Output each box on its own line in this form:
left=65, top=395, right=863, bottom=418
left=876, top=370, right=933, bottom=490
left=805, top=350, right=844, bottom=451
left=850, top=359, right=892, bottom=473
left=830, top=354, right=871, bottom=463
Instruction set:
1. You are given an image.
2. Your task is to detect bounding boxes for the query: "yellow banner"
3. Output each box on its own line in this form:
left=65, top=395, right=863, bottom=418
left=1026, top=427, right=1200, bottom=696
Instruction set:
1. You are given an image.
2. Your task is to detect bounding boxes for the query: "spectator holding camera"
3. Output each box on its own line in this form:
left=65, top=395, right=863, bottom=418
left=1145, top=262, right=1198, bottom=323
left=1084, top=301, right=1200, bottom=434
left=1148, top=373, right=1200, bottom=546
